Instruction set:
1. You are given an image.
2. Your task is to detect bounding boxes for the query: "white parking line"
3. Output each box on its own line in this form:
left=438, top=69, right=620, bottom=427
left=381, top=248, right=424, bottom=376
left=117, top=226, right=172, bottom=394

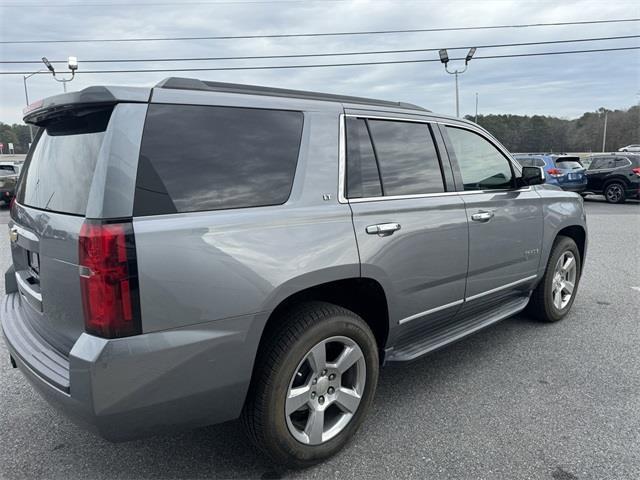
left=631, top=287, right=640, bottom=293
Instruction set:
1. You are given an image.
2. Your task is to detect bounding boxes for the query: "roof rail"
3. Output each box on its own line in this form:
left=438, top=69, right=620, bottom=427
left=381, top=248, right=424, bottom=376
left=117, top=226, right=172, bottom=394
left=155, top=77, right=428, bottom=112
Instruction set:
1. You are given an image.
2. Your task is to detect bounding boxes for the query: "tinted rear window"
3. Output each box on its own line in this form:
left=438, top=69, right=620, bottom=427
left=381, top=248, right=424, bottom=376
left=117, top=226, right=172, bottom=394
left=345, top=118, right=382, bottom=198
left=135, top=104, right=303, bottom=215
left=16, top=108, right=111, bottom=216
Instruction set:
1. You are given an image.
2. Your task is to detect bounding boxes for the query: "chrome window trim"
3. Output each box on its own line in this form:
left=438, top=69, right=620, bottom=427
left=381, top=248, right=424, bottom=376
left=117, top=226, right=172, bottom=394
left=398, top=274, right=538, bottom=325
left=338, top=113, right=529, bottom=204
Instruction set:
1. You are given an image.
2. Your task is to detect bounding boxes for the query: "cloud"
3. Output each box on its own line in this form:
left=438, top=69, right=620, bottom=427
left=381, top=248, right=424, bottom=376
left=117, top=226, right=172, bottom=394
left=0, top=0, right=638, bottom=124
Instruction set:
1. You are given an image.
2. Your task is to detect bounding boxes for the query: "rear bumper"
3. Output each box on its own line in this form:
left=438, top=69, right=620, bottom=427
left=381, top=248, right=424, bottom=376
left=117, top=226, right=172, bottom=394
left=1, top=292, right=263, bottom=441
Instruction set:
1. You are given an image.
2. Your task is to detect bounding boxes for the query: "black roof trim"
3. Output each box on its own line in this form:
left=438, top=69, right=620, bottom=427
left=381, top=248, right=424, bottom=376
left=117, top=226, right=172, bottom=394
left=155, top=77, right=428, bottom=112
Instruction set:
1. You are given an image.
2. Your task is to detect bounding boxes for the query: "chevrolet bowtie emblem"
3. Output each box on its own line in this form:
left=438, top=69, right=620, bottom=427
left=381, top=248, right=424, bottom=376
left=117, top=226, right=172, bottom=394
left=9, top=227, right=18, bottom=243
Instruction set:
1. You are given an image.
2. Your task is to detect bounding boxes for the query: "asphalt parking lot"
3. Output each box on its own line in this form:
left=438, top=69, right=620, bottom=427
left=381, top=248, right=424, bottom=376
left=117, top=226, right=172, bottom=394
left=0, top=197, right=638, bottom=480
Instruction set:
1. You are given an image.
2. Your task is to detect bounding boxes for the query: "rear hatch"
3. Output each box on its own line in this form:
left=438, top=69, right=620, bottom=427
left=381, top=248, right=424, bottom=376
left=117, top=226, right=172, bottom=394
left=10, top=107, right=113, bottom=356
left=553, top=156, right=586, bottom=184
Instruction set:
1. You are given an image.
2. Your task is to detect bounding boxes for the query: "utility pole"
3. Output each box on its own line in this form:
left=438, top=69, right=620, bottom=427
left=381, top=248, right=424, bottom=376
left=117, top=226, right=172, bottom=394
left=601, top=111, right=608, bottom=152
left=438, top=48, right=477, bottom=117
left=474, top=92, right=479, bottom=123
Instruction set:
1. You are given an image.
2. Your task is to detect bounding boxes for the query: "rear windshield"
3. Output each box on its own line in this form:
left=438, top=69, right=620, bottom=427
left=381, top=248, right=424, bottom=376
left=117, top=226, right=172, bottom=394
left=554, top=160, right=583, bottom=170
left=16, top=108, right=112, bottom=216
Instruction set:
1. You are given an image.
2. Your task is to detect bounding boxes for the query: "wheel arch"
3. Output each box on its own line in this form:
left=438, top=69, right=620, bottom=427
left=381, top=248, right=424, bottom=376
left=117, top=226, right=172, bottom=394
left=556, top=225, right=586, bottom=265
left=259, top=277, right=390, bottom=362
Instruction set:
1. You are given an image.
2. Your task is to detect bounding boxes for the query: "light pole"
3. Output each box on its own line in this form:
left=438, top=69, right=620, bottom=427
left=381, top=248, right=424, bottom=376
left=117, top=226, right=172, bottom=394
left=474, top=92, right=479, bottom=123
left=42, top=56, right=78, bottom=92
left=601, top=111, right=608, bottom=152
left=439, top=47, right=476, bottom=117
left=23, top=69, right=47, bottom=143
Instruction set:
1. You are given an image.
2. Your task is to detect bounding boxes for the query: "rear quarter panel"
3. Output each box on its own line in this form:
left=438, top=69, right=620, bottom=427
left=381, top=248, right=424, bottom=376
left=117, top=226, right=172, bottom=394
left=132, top=103, right=359, bottom=333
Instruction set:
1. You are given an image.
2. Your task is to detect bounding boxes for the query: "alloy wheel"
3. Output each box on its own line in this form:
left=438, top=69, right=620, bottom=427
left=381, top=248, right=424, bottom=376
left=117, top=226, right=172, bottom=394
left=605, top=184, right=623, bottom=203
left=551, top=251, right=577, bottom=310
left=285, top=336, right=366, bottom=445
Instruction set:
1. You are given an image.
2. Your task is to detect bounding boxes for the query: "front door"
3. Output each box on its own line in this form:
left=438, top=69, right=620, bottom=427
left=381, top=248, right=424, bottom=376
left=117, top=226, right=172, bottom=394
left=441, top=124, right=543, bottom=312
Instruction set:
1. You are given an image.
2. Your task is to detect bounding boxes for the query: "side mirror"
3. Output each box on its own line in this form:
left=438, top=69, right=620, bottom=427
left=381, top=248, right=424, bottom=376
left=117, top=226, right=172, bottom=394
left=519, top=166, right=545, bottom=186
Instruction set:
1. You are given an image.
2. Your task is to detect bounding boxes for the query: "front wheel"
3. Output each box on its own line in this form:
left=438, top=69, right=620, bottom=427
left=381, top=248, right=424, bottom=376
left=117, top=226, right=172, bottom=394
left=604, top=182, right=626, bottom=204
left=527, top=236, right=581, bottom=322
left=242, top=302, right=379, bottom=468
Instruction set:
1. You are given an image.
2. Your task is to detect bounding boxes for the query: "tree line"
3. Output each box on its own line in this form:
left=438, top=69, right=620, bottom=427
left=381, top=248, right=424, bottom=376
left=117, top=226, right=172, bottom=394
left=466, top=106, right=639, bottom=153
left=0, top=105, right=638, bottom=155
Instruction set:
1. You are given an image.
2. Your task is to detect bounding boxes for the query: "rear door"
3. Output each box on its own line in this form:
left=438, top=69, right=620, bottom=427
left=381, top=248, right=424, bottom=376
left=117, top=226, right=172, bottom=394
left=343, top=113, right=468, bottom=337
left=440, top=124, right=543, bottom=312
left=586, top=156, right=616, bottom=191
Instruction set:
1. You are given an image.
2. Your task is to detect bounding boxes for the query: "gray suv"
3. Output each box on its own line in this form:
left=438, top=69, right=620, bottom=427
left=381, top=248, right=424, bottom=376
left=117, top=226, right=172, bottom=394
left=2, top=78, right=587, bottom=468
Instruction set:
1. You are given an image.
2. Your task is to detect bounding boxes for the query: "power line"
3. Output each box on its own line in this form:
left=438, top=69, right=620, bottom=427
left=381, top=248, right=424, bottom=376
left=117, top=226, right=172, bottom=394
left=0, top=0, right=342, bottom=6
left=3, top=34, right=638, bottom=64
left=1, top=46, right=637, bottom=75
left=2, top=18, right=639, bottom=44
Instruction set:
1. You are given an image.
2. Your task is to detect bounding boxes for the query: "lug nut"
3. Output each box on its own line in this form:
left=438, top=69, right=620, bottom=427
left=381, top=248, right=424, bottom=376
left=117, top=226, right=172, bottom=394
left=328, top=387, right=334, bottom=394
left=321, top=369, right=327, bottom=376
left=319, top=396, right=325, bottom=404
left=312, top=378, right=317, bottom=385
left=311, top=392, right=316, bottom=399
left=329, top=374, right=336, bottom=380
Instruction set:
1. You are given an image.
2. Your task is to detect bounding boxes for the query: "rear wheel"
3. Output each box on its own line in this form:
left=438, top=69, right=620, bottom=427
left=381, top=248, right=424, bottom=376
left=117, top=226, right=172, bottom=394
left=242, top=302, right=379, bottom=468
left=527, top=236, right=581, bottom=322
left=604, top=182, right=626, bottom=204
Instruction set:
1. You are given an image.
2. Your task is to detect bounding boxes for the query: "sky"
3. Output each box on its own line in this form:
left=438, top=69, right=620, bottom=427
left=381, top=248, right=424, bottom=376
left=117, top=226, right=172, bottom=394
left=0, top=0, right=639, bottom=125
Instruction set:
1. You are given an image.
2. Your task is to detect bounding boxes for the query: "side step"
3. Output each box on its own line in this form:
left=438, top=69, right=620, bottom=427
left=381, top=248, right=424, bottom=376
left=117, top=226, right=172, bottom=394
left=385, top=294, right=530, bottom=363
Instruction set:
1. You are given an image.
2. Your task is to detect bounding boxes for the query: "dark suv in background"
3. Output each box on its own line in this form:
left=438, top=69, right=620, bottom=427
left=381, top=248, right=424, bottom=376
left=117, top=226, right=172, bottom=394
left=584, top=153, right=640, bottom=203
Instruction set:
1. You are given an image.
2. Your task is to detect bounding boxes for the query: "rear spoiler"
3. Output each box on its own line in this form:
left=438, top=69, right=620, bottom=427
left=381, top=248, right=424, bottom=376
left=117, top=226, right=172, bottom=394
left=23, top=86, right=151, bottom=125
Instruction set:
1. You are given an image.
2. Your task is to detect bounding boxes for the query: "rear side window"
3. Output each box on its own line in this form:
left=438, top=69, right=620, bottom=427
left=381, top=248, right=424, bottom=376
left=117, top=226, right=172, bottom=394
left=445, top=126, right=514, bottom=191
left=368, top=120, right=444, bottom=196
left=0, top=165, right=16, bottom=175
left=345, top=118, right=382, bottom=198
left=516, top=157, right=545, bottom=168
left=615, top=157, right=632, bottom=168
left=135, top=104, right=303, bottom=215
left=17, top=108, right=112, bottom=216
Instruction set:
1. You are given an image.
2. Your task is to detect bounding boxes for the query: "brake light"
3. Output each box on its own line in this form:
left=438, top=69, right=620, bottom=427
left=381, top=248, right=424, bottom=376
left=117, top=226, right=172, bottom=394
left=78, top=221, right=141, bottom=338
left=547, top=168, right=563, bottom=177
left=632, top=167, right=640, bottom=177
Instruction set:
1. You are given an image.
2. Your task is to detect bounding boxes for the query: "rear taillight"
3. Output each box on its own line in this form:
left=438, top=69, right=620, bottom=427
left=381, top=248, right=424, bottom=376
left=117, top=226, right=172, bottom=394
left=79, top=220, right=141, bottom=339
left=547, top=168, right=563, bottom=177
left=632, top=167, right=640, bottom=177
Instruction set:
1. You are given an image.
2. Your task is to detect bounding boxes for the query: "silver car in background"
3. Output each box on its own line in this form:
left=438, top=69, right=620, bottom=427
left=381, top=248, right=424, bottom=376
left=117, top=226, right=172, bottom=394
left=2, top=78, right=587, bottom=468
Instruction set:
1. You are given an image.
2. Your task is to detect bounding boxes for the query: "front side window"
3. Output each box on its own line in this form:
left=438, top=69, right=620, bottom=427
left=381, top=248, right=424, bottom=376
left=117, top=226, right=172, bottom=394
left=135, top=104, right=304, bottom=215
left=445, top=127, right=514, bottom=191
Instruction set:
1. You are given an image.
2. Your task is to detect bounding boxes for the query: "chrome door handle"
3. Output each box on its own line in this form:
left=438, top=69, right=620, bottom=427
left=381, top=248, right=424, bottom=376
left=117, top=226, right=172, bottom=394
left=471, top=210, right=495, bottom=222
left=366, top=223, right=401, bottom=235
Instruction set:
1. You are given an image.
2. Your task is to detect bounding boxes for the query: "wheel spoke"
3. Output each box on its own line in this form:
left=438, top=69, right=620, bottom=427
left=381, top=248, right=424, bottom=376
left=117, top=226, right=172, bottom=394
left=304, top=408, right=324, bottom=444
left=307, top=342, right=326, bottom=374
left=331, top=345, right=363, bottom=374
left=562, top=281, right=575, bottom=295
left=335, top=387, right=361, bottom=413
left=553, top=288, right=562, bottom=309
left=562, top=255, right=574, bottom=272
left=286, top=385, right=310, bottom=415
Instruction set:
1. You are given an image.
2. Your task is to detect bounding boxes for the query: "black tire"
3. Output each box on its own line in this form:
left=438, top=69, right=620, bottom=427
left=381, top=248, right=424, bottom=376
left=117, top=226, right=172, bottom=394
left=527, top=236, right=581, bottom=322
left=604, top=181, right=626, bottom=204
left=242, top=301, right=379, bottom=469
